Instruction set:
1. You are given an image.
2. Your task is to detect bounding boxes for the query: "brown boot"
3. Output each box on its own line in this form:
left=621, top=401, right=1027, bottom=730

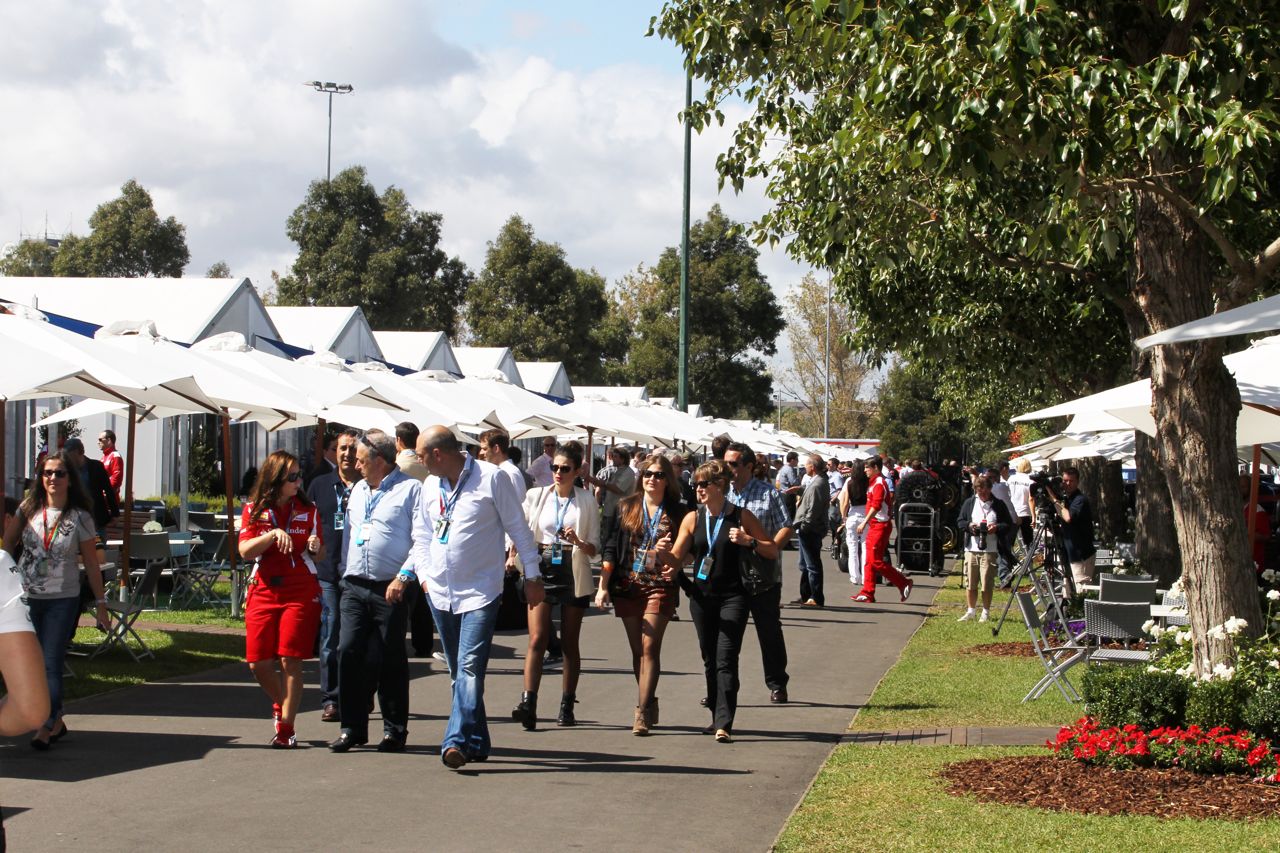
left=632, top=706, right=650, bottom=736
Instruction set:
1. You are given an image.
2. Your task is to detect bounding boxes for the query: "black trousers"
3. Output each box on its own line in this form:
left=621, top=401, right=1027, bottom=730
left=747, top=583, right=789, bottom=691
left=404, top=579, right=435, bottom=655
left=689, top=591, right=750, bottom=731
left=337, top=576, right=409, bottom=739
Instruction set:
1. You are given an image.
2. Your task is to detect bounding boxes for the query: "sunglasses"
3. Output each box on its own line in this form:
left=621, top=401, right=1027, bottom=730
left=551, top=464, right=575, bottom=474
left=642, top=470, right=667, bottom=480
left=42, top=469, right=69, bottom=480
left=285, top=472, right=301, bottom=483
left=694, top=480, right=721, bottom=489
left=726, top=459, right=750, bottom=468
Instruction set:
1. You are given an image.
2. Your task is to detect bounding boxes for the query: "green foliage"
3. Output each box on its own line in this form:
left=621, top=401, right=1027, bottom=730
left=1243, top=685, right=1280, bottom=743
left=871, top=361, right=1005, bottom=463
left=0, top=238, right=58, bottom=276
left=1081, top=665, right=1188, bottom=729
left=146, top=492, right=229, bottom=514
left=1186, top=678, right=1249, bottom=731
left=274, top=166, right=471, bottom=335
left=187, top=431, right=222, bottom=496
left=464, top=215, right=614, bottom=384
left=603, top=205, right=784, bottom=418
left=52, top=179, right=189, bottom=277
left=206, top=260, right=232, bottom=278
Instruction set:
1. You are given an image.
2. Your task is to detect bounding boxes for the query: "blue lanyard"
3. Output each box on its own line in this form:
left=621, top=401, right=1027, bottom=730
left=642, top=501, right=664, bottom=548
left=554, top=492, right=573, bottom=531
left=704, top=506, right=726, bottom=552
left=438, top=457, right=474, bottom=523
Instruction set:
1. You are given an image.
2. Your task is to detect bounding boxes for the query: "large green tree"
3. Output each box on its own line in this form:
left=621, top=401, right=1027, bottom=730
left=2, top=180, right=189, bottom=278
left=604, top=205, right=784, bottom=419
left=656, top=0, right=1280, bottom=672
left=464, top=215, right=616, bottom=384
left=274, top=166, right=471, bottom=334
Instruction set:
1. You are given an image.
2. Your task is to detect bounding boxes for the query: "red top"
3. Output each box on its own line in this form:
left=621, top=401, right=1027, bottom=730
left=865, top=475, right=892, bottom=523
left=239, top=496, right=322, bottom=579
left=1248, top=504, right=1271, bottom=569
left=103, top=449, right=123, bottom=496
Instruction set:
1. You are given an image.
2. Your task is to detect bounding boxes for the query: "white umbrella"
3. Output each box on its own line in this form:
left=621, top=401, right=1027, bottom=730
left=1137, top=293, right=1280, bottom=348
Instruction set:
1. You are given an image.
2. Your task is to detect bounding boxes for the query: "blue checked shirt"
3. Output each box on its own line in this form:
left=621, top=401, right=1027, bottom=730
left=729, top=478, right=791, bottom=540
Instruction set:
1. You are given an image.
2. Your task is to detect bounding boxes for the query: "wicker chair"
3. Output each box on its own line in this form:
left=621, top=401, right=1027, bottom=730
left=1083, top=599, right=1153, bottom=666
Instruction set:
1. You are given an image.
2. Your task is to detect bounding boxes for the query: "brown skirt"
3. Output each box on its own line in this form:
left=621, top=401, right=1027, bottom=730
left=613, top=581, right=678, bottom=619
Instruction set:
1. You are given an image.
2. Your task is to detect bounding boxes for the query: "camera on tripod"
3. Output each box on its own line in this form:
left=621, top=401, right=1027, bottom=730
left=1029, top=471, right=1063, bottom=509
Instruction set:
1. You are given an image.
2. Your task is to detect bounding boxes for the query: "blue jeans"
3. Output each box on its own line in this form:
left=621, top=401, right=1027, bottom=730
left=797, top=528, right=826, bottom=606
left=28, top=596, right=81, bottom=730
left=428, top=596, right=500, bottom=759
left=318, top=579, right=341, bottom=704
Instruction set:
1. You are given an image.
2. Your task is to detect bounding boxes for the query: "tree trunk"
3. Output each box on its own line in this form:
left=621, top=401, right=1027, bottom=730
left=1097, top=459, right=1127, bottom=546
left=1132, top=431, right=1179, bottom=585
left=1133, top=180, right=1264, bottom=676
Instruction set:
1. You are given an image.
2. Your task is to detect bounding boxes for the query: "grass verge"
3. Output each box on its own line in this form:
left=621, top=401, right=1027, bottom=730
left=775, top=745, right=1280, bottom=852
left=852, top=570, right=1078, bottom=730
left=65, top=627, right=243, bottom=702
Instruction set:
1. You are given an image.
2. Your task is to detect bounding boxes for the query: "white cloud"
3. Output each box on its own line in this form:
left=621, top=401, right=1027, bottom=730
left=0, top=0, right=810, bottom=375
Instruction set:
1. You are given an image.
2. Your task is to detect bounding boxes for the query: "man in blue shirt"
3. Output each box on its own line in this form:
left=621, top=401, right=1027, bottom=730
left=329, top=429, right=422, bottom=754
left=726, top=442, right=794, bottom=703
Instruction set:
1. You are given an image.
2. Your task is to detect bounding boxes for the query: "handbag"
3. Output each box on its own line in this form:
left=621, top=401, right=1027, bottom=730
left=740, top=547, right=781, bottom=595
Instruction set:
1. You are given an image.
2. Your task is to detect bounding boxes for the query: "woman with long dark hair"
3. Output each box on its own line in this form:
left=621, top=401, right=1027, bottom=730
left=669, top=459, right=778, bottom=743
left=510, top=441, right=599, bottom=729
left=239, top=450, right=323, bottom=748
left=839, top=463, right=870, bottom=589
left=1, top=451, right=109, bottom=750
left=595, top=453, right=688, bottom=735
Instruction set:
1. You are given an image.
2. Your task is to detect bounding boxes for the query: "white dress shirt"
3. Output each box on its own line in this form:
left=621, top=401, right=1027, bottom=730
left=411, top=458, right=540, bottom=614
left=499, top=458, right=528, bottom=502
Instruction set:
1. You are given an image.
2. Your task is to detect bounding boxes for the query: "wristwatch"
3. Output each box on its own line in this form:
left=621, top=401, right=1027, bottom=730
left=749, top=538, right=760, bottom=551
left=396, top=570, right=416, bottom=584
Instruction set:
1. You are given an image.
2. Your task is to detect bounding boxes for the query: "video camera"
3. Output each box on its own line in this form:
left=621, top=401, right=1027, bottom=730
left=1030, top=472, right=1064, bottom=510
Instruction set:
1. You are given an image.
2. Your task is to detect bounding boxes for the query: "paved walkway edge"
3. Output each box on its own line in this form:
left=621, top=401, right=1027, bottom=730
left=767, top=575, right=947, bottom=852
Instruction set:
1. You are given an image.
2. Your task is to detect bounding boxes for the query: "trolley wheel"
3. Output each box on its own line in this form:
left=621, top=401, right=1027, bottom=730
left=939, top=523, right=959, bottom=553
left=941, top=481, right=959, bottom=508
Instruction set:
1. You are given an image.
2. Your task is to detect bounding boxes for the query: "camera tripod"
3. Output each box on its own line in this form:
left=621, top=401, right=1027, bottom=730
left=991, top=509, right=1076, bottom=639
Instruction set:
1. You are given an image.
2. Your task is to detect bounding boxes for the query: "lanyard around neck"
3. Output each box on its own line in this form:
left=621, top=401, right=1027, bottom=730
left=703, top=505, right=726, bottom=551
left=438, top=456, right=474, bottom=522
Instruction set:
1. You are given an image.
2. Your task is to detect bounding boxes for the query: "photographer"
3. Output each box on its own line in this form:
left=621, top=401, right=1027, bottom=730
left=955, top=474, right=1011, bottom=623
left=1045, top=466, right=1095, bottom=587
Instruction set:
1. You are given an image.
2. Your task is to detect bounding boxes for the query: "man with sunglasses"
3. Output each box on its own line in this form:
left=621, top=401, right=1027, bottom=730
left=528, top=437, right=558, bottom=488
left=724, top=442, right=794, bottom=703
left=307, top=429, right=362, bottom=723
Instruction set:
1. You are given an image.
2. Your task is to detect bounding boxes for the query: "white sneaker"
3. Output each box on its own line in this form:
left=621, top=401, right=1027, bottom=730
left=957, top=609, right=975, bottom=622
left=978, top=610, right=990, bottom=623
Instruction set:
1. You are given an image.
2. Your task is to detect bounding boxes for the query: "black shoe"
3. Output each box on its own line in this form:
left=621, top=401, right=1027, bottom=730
left=557, top=694, right=577, bottom=727
left=511, top=691, right=538, bottom=730
left=49, top=721, right=69, bottom=743
left=376, top=734, right=406, bottom=753
left=770, top=689, right=789, bottom=704
left=328, top=732, right=367, bottom=753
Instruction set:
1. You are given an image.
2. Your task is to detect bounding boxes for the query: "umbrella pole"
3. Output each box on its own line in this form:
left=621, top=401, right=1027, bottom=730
left=120, top=404, right=137, bottom=597
left=586, top=427, right=595, bottom=477
left=222, top=412, right=240, bottom=618
left=0, top=400, right=7, bottom=506
left=314, top=418, right=326, bottom=476
left=1250, top=444, right=1262, bottom=567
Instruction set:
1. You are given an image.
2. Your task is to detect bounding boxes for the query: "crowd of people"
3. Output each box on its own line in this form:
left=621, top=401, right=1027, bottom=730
left=8, top=421, right=1092, bottom=772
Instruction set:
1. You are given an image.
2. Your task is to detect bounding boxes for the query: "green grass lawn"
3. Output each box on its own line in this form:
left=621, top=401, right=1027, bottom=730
left=775, top=745, right=1280, bottom=852
left=64, top=627, right=244, bottom=702
left=852, top=571, right=1079, bottom=730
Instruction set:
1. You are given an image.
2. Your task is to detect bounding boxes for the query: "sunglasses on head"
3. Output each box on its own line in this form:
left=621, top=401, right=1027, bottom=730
left=642, top=470, right=667, bottom=480
left=285, top=472, right=301, bottom=483
left=551, top=464, right=574, bottom=474
left=42, top=468, right=69, bottom=480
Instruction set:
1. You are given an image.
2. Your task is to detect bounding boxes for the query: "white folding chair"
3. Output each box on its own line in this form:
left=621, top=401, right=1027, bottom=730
left=90, top=560, right=166, bottom=662
left=1016, top=591, right=1085, bottom=702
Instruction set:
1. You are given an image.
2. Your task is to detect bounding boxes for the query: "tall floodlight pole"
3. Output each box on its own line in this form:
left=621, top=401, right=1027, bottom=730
left=824, top=275, right=832, bottom=438
left=677, top=74, right=693, bottom=412
left=305, top=81, right=354, bottom=180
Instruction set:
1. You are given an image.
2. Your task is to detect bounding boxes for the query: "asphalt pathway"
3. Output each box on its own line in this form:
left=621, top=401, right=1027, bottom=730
left=1, top=551, right=938, bottom=853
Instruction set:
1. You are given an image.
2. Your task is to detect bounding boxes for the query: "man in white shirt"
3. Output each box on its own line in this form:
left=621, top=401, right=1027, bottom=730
left=394, top=422, right=429, bottom=482
left=412, top=425, right=542, bottom=770
left=528, top=437, right=557, bottom=488
left=478, top=428, right=527, bottom=502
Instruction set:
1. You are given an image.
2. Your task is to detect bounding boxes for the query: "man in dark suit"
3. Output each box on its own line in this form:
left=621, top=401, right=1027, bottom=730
left=62, top=438, right=118, bottom=539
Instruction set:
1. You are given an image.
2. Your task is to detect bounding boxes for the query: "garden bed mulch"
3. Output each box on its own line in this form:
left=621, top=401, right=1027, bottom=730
left=961, top=640, right=1149, bottom=658
left=940, top=756, right=1280, bottom=821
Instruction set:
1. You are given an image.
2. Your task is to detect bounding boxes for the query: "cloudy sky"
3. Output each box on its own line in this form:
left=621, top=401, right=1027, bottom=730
left=0, top=0, right=812, bottom=372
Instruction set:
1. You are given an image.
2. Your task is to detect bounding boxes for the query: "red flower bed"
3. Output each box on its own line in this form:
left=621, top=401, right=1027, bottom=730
left=1049, top=717, right=1280, bottom=782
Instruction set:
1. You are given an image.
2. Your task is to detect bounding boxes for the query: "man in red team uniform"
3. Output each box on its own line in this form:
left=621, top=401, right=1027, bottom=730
left=852, top=456, right=913, bottom=604
left=97, top=430, right=123, bottom=500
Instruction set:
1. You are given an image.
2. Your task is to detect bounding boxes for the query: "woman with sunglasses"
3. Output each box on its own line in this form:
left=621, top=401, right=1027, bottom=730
left=509, top=442, right=599, bottom=729
left=239, top=450, right=324, bottom=748
left=1, top=452, right=109, bottom=750
left=596, top=454, right=688, bottom=735
left=669, top=459, right=778, bottom=743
